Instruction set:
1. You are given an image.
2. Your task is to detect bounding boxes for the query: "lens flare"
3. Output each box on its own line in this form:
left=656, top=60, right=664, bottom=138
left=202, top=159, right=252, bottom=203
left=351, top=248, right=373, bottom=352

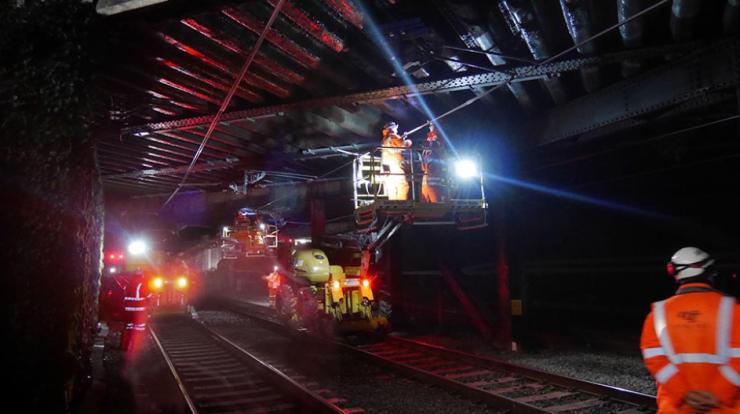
left=455, top=159, right=478, bottom=179
left=354, top=1, right=458, bottom=157
left=485, top=172, right=670, bottom=219
left=127, top=240, right=148, bottom=255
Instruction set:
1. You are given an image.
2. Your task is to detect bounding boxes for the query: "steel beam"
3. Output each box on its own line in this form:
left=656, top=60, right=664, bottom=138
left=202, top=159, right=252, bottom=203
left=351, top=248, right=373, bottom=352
left=539, top=38, right=740, bottom=144
left=99, top=140, right=192, bottom=164
left=126, top=42, right=696, bottom=134
left=104, top=157, right=240, bottom=179
left=97, top=146, right=172, bottom=167
left=144, top=133, right=225, bottom=157
left=96, top=0, right=168, bottom=16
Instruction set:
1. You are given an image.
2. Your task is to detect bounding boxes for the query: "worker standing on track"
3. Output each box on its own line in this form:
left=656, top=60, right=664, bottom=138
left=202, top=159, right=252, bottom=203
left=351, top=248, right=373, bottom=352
left=421, top=122, right=447, bottom=203
left=380, top=121, right=412, bottom=201
left=265, top=267, right=281, bottom=307
left=641, top=247, right=739, bottom=413
left=121, top=271, right=150, bottom=351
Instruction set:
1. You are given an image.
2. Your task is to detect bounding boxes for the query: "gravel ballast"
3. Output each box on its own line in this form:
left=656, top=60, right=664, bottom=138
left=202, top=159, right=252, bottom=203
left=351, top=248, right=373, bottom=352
left=197, top=309, right=503, bottom=414
left=399, top=333, right=657, bottom=395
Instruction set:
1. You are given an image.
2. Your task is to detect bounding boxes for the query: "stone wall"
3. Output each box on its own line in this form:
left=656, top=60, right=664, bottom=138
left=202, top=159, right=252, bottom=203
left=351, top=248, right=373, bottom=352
left=0, top=1, right=103, bottom=411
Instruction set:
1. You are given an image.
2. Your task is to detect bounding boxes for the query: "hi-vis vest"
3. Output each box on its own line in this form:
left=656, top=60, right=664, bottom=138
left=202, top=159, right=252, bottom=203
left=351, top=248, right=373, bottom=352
left=123, top=281, right=147, bottom=332
left=641, top=283, right=740, bottom=413
left=381, top=133, right=407, bottom=164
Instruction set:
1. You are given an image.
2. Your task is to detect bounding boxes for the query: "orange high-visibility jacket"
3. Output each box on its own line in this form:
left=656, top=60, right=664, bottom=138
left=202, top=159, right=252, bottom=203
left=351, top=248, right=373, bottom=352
left=641, top=282, right=740, bottom=413
left=123, top=278, right=149, bottom=332
left=381, top=133, right=409, bottom=164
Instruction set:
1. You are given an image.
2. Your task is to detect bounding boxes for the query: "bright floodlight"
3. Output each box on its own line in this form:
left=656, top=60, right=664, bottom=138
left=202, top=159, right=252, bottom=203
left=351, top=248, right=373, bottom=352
left=455, top=159, right=478, bottom=179
left=176, top=277, right=188, bottom=289
left=127, top=239, right=148, bottom=256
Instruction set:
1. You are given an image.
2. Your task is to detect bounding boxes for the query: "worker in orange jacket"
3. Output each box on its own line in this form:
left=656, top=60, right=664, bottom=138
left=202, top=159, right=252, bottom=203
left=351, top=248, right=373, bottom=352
left=380, top=121, right=412, bottom=201
left=265, top=266, right=281, bottom=307
left=121, top=271, right=151, bottom=351
left=421, top=122, right=447, bottom=203
left=641, top=247, right=739, bottom=413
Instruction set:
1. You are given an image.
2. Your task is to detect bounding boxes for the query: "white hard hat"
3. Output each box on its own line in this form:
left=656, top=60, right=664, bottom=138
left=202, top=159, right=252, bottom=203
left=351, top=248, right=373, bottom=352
left=667, top=246, right=715, bottom=280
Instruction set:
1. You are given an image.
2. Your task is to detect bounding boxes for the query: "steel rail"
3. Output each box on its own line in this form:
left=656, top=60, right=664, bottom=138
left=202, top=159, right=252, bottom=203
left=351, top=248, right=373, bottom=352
left=149, top=315, right=344, bottom=413
left=149, top=323, right=200, bottom=414
left=218, top=297, right=657, bottom=414
left=387, top=335, right=657, bottom=408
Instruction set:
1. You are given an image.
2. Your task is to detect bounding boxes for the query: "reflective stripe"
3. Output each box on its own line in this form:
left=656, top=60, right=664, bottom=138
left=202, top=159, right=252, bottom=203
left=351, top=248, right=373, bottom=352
left=720, top=366, right=740, bottom=386
left=124, top=306, right=145, bottom=311
left=731, top=348, right=740, bottom=358
left=136, top=283, right=142, bottom=299
left=676, top=286, right=717, bottom=295
left=679, top=353, right=723, bottom=364
left=643, top=348, right=665, bottom=359
left=643, top=349, right=724, bottom=364
left=124, top=297, right=144, bottom=301
left=717, top=296, right=735, bottom=362
left=125, top=322, right=146, bottom=331
left=656, top=363, right=679, bottom=384
left=654, top=301, right=680, bottom=364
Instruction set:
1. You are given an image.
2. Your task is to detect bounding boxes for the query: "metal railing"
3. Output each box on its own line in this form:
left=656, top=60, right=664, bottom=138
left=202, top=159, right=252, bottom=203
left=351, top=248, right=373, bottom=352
left=353, top=147, right=486, bottom=209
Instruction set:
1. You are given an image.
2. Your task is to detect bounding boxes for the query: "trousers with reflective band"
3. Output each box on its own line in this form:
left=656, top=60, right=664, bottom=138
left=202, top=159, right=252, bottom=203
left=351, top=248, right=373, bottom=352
left=640, top=283, right=740, bottom=413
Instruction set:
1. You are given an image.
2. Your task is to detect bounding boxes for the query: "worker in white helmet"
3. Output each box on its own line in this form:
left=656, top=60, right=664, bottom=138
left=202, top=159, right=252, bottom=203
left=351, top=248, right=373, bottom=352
left=380, top=121, right=412, bottom=201
left=641, top=247, right=739, bottom=413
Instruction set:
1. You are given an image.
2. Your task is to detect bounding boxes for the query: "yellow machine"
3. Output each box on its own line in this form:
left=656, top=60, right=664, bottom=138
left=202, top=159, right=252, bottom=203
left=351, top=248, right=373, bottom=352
left=271, top=248, right=388, bottom=334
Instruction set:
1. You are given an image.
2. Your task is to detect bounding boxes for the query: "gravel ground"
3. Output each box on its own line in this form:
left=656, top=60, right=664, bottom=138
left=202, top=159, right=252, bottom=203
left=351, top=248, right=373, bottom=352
left=399, top=333, right=657, bottom=395
left=197, top=309, right=504, bottom=414
left=81, top=322, right=191, bottom=414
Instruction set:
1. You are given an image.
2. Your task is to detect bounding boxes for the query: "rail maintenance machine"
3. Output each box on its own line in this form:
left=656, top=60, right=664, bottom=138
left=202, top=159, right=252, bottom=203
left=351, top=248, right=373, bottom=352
left=103, top=239, right=194, bottom=314
left=265, top=145, right=487, bottom=335
left=217, top=208, right=280, bottom=294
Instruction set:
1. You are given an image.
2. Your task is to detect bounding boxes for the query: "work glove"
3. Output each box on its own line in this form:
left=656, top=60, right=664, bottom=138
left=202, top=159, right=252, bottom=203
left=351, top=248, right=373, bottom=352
left=684, top=390, right=720, bottom=413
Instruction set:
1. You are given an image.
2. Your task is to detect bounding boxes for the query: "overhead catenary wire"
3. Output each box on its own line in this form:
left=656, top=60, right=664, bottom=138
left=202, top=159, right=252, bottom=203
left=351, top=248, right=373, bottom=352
left=258, top=157, right=359, bottom=209
left=261, top=0, right=673, bottom=211
left=162, top=0, right=287, bottom=208
left=402, top=0, right=671, bottom=138
left=442, top=44, right=537, bottom=64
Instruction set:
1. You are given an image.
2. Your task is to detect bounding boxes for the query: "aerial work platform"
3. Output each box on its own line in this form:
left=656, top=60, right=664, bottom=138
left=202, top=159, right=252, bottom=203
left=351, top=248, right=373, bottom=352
left=352, top=148, right=488, bottom=231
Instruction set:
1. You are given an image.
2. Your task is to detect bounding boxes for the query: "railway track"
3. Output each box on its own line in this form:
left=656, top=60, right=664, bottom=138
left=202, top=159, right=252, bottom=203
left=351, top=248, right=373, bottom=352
left=354, top=337, right=656, bottom=414
left=149, top=315, right=346, bottom=414
left=219, top=297, right=657, bottom=414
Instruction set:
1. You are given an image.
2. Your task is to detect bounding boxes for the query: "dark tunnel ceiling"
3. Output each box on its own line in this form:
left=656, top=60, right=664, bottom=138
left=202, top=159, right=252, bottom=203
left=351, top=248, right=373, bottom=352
left=97, top=0, right=740, bottom=196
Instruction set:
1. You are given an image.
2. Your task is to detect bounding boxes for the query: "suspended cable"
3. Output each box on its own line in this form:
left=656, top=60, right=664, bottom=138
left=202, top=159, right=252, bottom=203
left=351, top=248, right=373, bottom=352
left=256, top=0, right=672, bottom=211
left=162, top=0, right=286, bottom=208
left=258, top=157, right=358, bottom=209
left=402, top=0, right=671, bottom=138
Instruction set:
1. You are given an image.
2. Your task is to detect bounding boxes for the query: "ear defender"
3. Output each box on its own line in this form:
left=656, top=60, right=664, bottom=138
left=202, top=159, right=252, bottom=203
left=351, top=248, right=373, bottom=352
left=666, top=261, right=677, bottom=277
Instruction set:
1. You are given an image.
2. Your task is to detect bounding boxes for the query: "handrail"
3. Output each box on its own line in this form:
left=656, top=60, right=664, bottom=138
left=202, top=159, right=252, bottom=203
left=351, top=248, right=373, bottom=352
left=353, top=147, right=485, bottom=207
